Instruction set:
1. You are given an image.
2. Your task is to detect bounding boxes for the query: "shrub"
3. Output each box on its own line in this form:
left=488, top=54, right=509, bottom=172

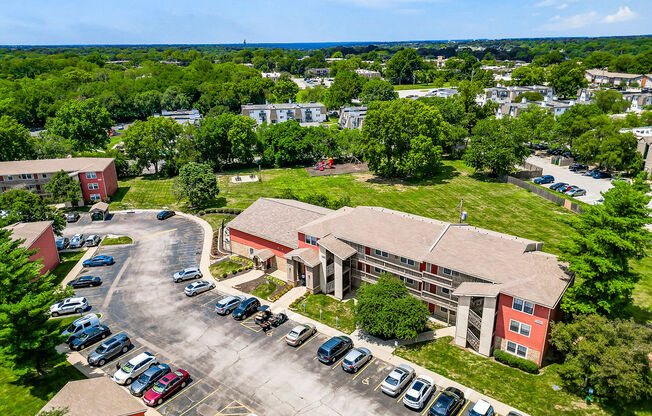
left=198, top=210, right=206, bottom=215
left=494, top=350, right=539, bottom=374
left=221, top=273, right=227, bottom=278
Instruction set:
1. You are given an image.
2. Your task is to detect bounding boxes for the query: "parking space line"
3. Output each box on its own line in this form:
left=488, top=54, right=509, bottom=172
left=295, top=333, right=319, bottom=351
left=421, top=391, right=441, bottom=416
left=200, top=297, right=219, bottom=307
left=215, top=400, right=255, bottom=416
left=397, top=388, right=410, bottom=403
left=374, top=379, right=384, bottom=391
left=100, top=345, right=144, bottom=370
left=178, top=387, right=220, bottom=416
left=331, top=356, right=347, bottom=370
left=352, top=357, right=375, bottom=380
left=240, top=316, right=262, bottom=333
left=156, top=377, right=205, bottom=410
left=137, top=228, right=177, bottom=241
left=457, top=400, right=471, bottom=415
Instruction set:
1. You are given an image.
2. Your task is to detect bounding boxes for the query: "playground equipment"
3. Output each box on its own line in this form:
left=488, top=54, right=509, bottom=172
left=314, top=158, right=334, bottom=171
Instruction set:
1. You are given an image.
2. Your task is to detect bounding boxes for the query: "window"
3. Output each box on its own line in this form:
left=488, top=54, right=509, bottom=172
left=20, top=173, right=32, bottom=180
left=442, top=268, right=452, bottom=275
left=7, top=175, right=13, bottom=181
left=374, top=249, right=388, bottom=258
left=85, top=172, right=97, bottom=179
left=509, top=320, right=531, bottom=337
left=41, top=173, right=47, bottom=178
left=405, top=278, right=414, bottom=284
left=512, top=298, right=535, bottom=315
left=88, top=183, right=99, bottom=190
left=400, top=257, right=415, bottom=266
left=249, top=247, right=254, bottom=256
left=304, top=234, right=317, bottom=246
left=90, top=193, right=101, bottom=201
left=506, top=341, right=528, bottom=358
left=440, top=307, right=449, bottom=313
left=374, top=267, right=382, bottom=274
left=441, top=288, right=450, bottom=295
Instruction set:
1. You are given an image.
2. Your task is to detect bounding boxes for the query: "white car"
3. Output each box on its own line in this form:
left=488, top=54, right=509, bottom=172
left=468, top=399, right=495, bottom=416
left=380, top=364, right=415, bottom=396
left=184, top=280, right=215, bottom=296
left=113, top=352, right=157, bottom=385
left=173, top=267, right=202, bottom=283
left=50, top=297, right=88, bottom=317
left=403, top=375, right=435, bottom=410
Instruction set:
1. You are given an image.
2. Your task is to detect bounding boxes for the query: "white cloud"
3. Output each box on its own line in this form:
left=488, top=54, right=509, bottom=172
left=536, top=0, right=556, bottom=6
left=542, top=11, right=598, bottom=30
left=603, top=6, right=637, bottom=23
left=556, top=3, right=568, bottom=10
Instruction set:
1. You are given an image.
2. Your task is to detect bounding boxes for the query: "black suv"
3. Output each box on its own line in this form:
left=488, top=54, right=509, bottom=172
left=428, top=387, right=465, bottom=416
left=317, top=336, right=353, bottom=364
left=232, top=297, right=260, bottom=321
left=69, top=325, right=111, bottom=351
left=157, top=210, right=175, bottom=220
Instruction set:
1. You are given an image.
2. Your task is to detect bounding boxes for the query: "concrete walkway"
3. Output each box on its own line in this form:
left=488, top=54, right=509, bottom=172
left=225, top=269, right=264, bottom=287
left=271, top=286, right=306, bottom=310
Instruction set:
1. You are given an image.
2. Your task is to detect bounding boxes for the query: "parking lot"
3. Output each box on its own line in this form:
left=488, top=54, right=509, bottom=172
left=60, top=212, right=478, bottom=416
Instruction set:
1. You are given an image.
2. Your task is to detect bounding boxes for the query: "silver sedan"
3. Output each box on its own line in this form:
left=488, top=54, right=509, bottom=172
left=285, top=324, right=317, bottom=346
left=380, top=364, right=415, bottom=396
left=184, top=280, right=215, bottom=296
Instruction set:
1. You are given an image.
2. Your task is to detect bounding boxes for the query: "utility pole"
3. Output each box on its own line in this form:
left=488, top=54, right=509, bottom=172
left=459, top=198, right=464, bottom=223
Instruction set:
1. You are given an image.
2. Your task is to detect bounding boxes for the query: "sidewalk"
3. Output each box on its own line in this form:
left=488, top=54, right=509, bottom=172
left=59, top=247, right=98, bottom=288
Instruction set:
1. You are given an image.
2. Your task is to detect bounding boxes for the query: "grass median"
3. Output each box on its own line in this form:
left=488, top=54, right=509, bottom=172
left=100, top=236, right=132, bottom=246
left=291, top=293, right=356, bottom=334
left=51, top=251, right=85, bottom=285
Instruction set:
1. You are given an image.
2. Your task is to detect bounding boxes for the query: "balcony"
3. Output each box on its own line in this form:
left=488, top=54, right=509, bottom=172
left=358, top=254, right=422, bottom=278
left=421, top=271, right=453, bottom=287
left=421, top=291, right=457, bottom=308
left=325, top=281, right=335, bottom=293
left=326, top=263, right=334, bottom=276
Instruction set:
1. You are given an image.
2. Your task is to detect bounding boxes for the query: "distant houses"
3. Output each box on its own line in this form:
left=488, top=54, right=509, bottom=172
left=585, top=69, right=651, bottom=88
left=241, top=103, right=327, bottom=125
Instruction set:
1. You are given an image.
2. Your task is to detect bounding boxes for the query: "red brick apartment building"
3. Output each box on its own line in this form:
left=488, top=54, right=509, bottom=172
left=225, top=198, right=573, bottom=367
left=5, top=221, right=59, bottom=275
left=0, top=158, right=118, bottom=203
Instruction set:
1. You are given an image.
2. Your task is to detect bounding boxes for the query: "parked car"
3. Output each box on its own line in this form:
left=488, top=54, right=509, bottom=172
left=130, top=363, right=170, bottom=397
left=566, top=188, right=587, bottom=197
left=69, top=325, right=111, bottom=351
left=215, top=295, right=246, bottom=315
left=50, top=297, right=88, bottom=317
left=83, top=255, right=115, bottom=267
left=285, top=323, right=317, bottom=346
left=341, top=347, right=372, bottom=373
left=428, top=387, right=465, bottom=416
left=592, top=171, right=611, bottom=179
left=557, top=184, right=574, bottom=193
left=403, top=375, right=435, bottom=410
left=533, top=175, right=554, bottom=184
left=173, top=267, right=202, bottom=283
left=506, top=412, right=524, bottom=416
left=317, top=336, right=353, bottom=364
left=113, top=352, right=158, bottom=385
left=61, top=313, right=100, bottom=341
left=549, top=182, right=568, bottom=191
left=232, top=297, right=260, bottom=320
left=66, top=213, right=80, bottom=222
left=69, top=233, right=85, bottom=249
left=157, top=210, right=175, bottom=220
left=85, top=234, right=101, bottom=247
left=56, top=237, right=70, bottom=250
left=87, top=333, right=131, bottom=366
left=568, top=163, right=588, bottom=172
left=468, top=399, right=495, bottom=416
left=184, top=280, right=215, bottom=296
left=143, top=369, right=190, bottom=406
left=381, top=364, right=415, bottom=396
left=582, top=168, right=599, bottom=177
left=563, top=185, right=580, bottom=194
left=67, top=275, right=102, bottom=288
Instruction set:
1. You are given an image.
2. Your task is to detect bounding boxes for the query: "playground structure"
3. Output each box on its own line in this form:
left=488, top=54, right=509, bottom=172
left=306, top=156, right=369, bottom=177
left=230, top=173, right=259, bottom=183
left=313, top=157, right=334, bottom=171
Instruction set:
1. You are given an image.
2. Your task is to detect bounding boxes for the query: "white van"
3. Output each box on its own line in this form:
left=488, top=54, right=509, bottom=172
left=61, top=313, right=100, bottom=342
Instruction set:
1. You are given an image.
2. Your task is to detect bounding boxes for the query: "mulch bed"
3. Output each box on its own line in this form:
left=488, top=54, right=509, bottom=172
left=234, top=276, right=266, bottom=293
left=305, top=162, right=369, bottom=177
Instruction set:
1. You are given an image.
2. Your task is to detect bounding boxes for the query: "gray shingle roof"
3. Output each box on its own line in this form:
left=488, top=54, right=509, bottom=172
left=4, top=221, right=54, bottom=249
left=0, top=158, right=114, bottom=176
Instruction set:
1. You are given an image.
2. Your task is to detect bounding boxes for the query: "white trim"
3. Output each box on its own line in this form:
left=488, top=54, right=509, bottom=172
left=508, top=319, right=531, bottom=337
left=512, top=297, right=535, bottom=315
left=374, top=249, right=388, bottom=258
left=505, top=340, right=528, bottom=358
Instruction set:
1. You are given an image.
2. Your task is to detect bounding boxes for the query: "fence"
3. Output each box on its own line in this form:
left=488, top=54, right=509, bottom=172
left=506, top=176, right=584, bottom=214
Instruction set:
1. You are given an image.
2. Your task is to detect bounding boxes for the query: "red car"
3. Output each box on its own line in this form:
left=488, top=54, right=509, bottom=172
left=142, top=369, right=190, bottom=406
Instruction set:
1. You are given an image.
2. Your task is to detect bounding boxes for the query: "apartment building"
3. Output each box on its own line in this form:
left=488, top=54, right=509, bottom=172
left=225, top=198, right=571, bottom=366
left=477, top=85, right=553, bottom=106
left=585, top=69, right=650, bottom=88
left=0, top=158, right=118, bottom=203
left=5, top=221, right=59, bottom=275
left=338, top=106, right=367, bottom=129
left=355, top=68, right=382, bottom=79
left=621, top=126, right=652, bottom=173
left=306, top=67, right=331, bottom=77
left=622, top=91, right=652, bottom=113
left=155, top=109, right=202, bottom=126
left=241, top=103, right=327, bottom=125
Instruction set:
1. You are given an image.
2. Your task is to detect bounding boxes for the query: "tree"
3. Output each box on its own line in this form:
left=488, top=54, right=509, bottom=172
left=323, top=71, right=365, bottom=109
left=572, top=116, right=638, bottom=171
left=385, top=49, right=422, bottom=85
left=269, top=79, right=299, bottom=103
left=560, top=180, right=651, bottom=317
left=359, top=79, right=398, bottom=104
left=161, top=86, right=190, bottom=111
left=0, top=190, right=65, bottom=235
left=45, top=170, right=82, bottom=205
left=0, top=228, right=70, bottom=374
left=359, top=99, right=453, bottom=178
left=355, top=274, right=429, bottom=340
left=550, top=315, right=652, bottom=406
left=547, top=61, right=587, bottom=99
left=593, top=90, right=631, bottom=114
left=463, top=117, right=530, bottom=177
left=296, top=85, right=327, bottom=103
left=514, top=91, right=544, bottom=103
left=510, top=66, right=545, bottom=86
left=173, top=162, right=219, bottom=207
left=0, top=116, right=35, bottom=162
left=195, top=114, right=257, bottom=170
left=122, top=116, right=182, bottom=175
left=45, top=99, right=113, bottom=151
left=258, top=121, right=320, bottom=167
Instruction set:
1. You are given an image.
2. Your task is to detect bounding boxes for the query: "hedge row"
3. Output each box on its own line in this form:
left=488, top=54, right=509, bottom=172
left=269, top=283, right=292, bottom=302
left=198, top=208, right=243, bottom=216
left=493, top=350, right=539, bottom=374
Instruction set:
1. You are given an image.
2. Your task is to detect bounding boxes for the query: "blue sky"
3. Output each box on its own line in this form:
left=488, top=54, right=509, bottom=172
left=0, top=0, right=649, bottom=45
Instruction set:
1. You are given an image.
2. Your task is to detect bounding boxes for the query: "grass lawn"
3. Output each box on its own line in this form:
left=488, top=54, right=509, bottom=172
left=51, top=251, right=85, bottom=285
left=201, top=214, right=234, bottom=231
left=210, top=260, right=244, bottom=278
left=291, top=293, right=356, bottom=334
left=251, top=277, right=280, bottom=300
left=100, top=236, right=132, bottom=246
left=395, top=337, right=652, bottom=416
left=629, top=253, right=652, bottom=324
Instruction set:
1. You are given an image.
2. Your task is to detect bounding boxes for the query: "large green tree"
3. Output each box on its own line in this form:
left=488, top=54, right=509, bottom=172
left=44, top=170, right=82, bottom=206
left=547, top=61, right=587, bottom=99
left=195, top=114, right=257, bottom=170
left=269, top=78, right=299, bottom=103
left=359, top=99, right=454, bottom=178
left=0, top=190, right=65, bottom=235
left=572, top=115, right=639, bottom=171
left=258, top=121, right=320, bottom=167
left=0, top=116, right=35, bottom=162
left=45, top=99, right=113, bottom=151
left=122, top=116, right=182, bottom=174
left=173, top=162, right=219, bottom=207
left=0, top=228, right=70, bottom=374
left=560, top=179, right=651, bottom=317
left=385, top=49, right=423, bottom=85
left=355, top=274, right=429, bottom=340
left=593, top=90, right=631, bottom=114
left=323, top=71, right=365, bottom=109
left=550, top=314, right=652, bottom=406
left=359, top=78, right=398, bottom=104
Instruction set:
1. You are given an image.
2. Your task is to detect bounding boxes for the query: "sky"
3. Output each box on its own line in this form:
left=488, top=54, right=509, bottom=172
left=0, top=0, right=649, bottom=45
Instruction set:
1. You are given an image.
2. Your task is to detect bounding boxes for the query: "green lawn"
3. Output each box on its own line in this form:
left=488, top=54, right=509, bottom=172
left=51, top=251, right=85, bottom=285
left=100, top=236, right=132, bottom=246
left=395, top=337, right=652, bottom=416
left=201, top=214, right=234, bottom=231
left=252, top=277, right=280, bottom=300
left=209, top=260, right=244, bottom=278
left=291, top=293, right=356, bottom=333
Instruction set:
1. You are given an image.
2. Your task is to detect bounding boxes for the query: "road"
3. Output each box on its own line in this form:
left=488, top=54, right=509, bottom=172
left=61, top=213, right=478, bottom=416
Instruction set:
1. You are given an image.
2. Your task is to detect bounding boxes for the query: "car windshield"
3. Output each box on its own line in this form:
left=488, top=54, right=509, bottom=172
left=137, top=373, right=150, bottom=383
left=405, top=392, right=420, bottom=402
left=433, top=395, right=452, bottom=410
left=385, top=375, right=399, bottom=386
left=64, top=323, right=76, bottom=332
left=96, top=344, right=108, bottom=353
left=77, top=332, right=90, bottom=341
left=121, top=362, right=135, bottom=373
left=152, top=381, right=165, bottom=393
left=288, top=331, right=299, bottom=338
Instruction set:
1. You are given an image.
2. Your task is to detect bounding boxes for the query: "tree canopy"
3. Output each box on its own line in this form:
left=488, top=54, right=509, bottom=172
left=0, top=190, right=65, bottom=235
left=45, top=170, right=82, bottom=206
left=173, top=162, right=219, bottom=207
left=45, top=99, right=113, bottom=151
